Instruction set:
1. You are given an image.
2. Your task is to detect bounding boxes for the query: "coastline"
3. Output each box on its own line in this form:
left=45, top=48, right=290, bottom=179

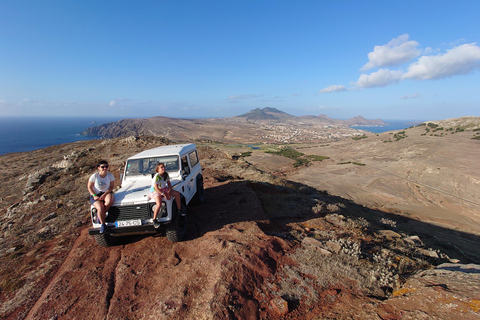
left=0, top=116, right=122, bottom=155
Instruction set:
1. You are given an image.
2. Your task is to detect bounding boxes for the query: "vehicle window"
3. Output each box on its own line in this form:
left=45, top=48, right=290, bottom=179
left=188, top=150, right=199, bottom=167
left=125, top=156, right=179, bottom=176
left=181, top=156, right=190, bottom=176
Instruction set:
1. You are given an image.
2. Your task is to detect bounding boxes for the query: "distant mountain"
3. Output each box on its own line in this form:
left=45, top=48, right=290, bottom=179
left=344, top=116, right=387, bottom=126
left=237, top=107, right=293, bottom=121
left=298, top=114, right=344, bottom=126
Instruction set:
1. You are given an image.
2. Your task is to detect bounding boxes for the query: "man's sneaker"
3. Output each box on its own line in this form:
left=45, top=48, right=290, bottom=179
left=100, top=223, right=106, bottom=234
left=153, top=218, right=161, bottom=229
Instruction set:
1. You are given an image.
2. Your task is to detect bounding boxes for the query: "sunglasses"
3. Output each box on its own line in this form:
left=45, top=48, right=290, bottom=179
left=100, top=165, right=109, bottom=169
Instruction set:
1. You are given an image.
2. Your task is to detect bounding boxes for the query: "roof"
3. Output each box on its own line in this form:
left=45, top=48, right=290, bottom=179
left=127, top=143, right=197, bottom=159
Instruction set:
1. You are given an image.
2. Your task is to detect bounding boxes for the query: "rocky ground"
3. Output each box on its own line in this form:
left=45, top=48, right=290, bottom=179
left=1, top=134, right=480, bottom=319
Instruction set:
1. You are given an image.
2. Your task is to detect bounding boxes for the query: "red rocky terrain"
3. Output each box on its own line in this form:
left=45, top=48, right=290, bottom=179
left=1, top=136, right=479, bottom=319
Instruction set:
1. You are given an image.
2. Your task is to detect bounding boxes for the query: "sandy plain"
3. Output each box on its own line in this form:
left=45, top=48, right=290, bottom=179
left=242, top=124, right=480, bottom=262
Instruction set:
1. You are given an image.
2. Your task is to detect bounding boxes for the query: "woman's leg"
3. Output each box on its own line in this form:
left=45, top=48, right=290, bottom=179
left=104, top=193, right=114, bottom=213
left=152, top=195, right=162, bottom=220
left=172, top=190, right=182, bottom=211
left=93, top=201, right=106, bottom=224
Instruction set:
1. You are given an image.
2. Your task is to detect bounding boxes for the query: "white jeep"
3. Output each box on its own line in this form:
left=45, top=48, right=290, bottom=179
left=89, top=143, right=204, bottom=246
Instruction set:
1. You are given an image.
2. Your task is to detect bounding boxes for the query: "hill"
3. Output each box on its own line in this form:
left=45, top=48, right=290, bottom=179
left=1, top=116, right=480, bottom=319
left=237, top=107, right=293, bottom=121
left=344, top=115, right=387, bottom=126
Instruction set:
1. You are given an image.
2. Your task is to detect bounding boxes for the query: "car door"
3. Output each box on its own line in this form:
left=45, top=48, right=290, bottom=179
left=180, top=155, right=195, bottom=203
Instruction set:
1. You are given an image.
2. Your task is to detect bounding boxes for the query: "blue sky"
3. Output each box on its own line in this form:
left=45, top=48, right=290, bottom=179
left=1, top=1, right=479, bottom=120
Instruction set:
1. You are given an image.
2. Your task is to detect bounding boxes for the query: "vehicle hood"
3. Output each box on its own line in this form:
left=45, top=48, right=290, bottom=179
left=113, top=180, right=151, bottom=205
left=113, top=179, right=181, bottom=205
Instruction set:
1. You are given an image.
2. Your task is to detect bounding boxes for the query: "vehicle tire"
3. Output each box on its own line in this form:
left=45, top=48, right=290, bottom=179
left=192, top=175, right=205, bottom=205
left=95, top=233, right=116, bottom=247
left=166, top=202, right=187, bottom=242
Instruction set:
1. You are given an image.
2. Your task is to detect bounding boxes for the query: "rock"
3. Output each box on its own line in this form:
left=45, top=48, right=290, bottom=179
left=269, top=297, right=289, bottom=316
left=436, top=263, right=480, bottom=273
left=378, top=230, right=402, bottom=239
left=376, top=303, right=403, bottom=320
left=37, top=226, right=51, bottom=236
left=325, top=241, right=342, bottom=254
left=416, top=248, right=439, bottom=259
left=383, top=263, right=480, bottom=319
left=6, top=247, right=16, bottom=254
left=404, top=235, right=424, bottom=246
left=302, top=237, right=321, bottom=248
left=301, top=237, right=332, bottom=256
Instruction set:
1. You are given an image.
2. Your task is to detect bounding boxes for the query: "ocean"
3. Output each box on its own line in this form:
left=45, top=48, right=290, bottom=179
left=0, top=117, right=122, bottom=155
left=351, top=120, right=424, bottom=133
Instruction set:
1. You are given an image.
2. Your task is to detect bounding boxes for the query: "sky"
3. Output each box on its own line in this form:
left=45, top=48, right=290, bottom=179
left=1, top=1, right=479, bottom=121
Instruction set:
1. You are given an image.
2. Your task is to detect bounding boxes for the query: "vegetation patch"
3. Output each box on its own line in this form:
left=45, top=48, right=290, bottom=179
left=306, top=155, right=330, bottom=161
left=393, top=131, right=407, bottom=141
left=352, top=134, right=368, bottom=140
left=352, top=162, right=366, bottom=166
left=336, top=161, right=365, bottom=166
left=266, top=147, right=329, bottom=167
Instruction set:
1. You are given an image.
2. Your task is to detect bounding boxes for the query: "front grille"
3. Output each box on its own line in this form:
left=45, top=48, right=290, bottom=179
left=106, top=204, right=152, bottom=222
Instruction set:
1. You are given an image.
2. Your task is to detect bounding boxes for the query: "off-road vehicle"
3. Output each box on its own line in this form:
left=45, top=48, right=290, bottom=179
left=89, top=143, right=204, bottom=246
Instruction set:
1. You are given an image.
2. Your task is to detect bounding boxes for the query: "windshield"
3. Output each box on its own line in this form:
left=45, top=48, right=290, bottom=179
left=125, top=155, right=180, bottom=177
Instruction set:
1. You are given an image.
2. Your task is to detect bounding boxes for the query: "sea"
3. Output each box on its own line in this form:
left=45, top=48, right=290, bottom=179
left=351, top=119, right=424, bottom=133
left=0, top=117, right=424, bottom=156
left=0, top=117, right=122, bottom=155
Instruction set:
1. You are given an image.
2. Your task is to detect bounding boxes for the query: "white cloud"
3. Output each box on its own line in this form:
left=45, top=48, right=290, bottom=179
left=320, top=85, right=346, bottom=93
left=402, top=43, right=480, bottom=80
left=109, top=98, right=130, bottom=107
left=355, top=69, right=404, bottom=88
left=361, top=34, right=420, bottom=71
left=400, top=92, right=422, bottom=99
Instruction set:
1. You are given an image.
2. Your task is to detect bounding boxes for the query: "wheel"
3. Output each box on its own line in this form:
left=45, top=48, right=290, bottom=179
left=95, top=233, right=116, bottom=247
left=191, top=175, right=205, bottom=205
left=166, top=202, right=187, bottom=242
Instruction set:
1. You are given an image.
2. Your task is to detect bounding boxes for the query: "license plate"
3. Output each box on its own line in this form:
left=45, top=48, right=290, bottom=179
left=116, top=219, right=142, bottom=227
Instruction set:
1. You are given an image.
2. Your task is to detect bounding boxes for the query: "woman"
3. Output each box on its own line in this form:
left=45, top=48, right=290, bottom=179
left=150, top=162, right=182, bottom=228
left=87, top=160, right=115, bottom=233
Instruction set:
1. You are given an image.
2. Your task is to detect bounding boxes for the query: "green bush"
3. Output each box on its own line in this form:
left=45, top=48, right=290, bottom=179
left=307, top=155, right=330, bottom=161
left=352, top=162, right=366, bottom=166
left=267, top=147, right=304, bottom=159
left=352, top=134, right=368, bottom=140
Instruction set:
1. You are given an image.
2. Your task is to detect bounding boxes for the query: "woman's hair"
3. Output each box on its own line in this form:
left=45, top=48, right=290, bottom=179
left=155, top=162, right=168, bottom=179
left=97, top=160, right=109, bottom=168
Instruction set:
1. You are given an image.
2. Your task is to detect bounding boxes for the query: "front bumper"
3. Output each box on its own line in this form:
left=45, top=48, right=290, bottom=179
left=88, top=220, right=173, bottom=236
